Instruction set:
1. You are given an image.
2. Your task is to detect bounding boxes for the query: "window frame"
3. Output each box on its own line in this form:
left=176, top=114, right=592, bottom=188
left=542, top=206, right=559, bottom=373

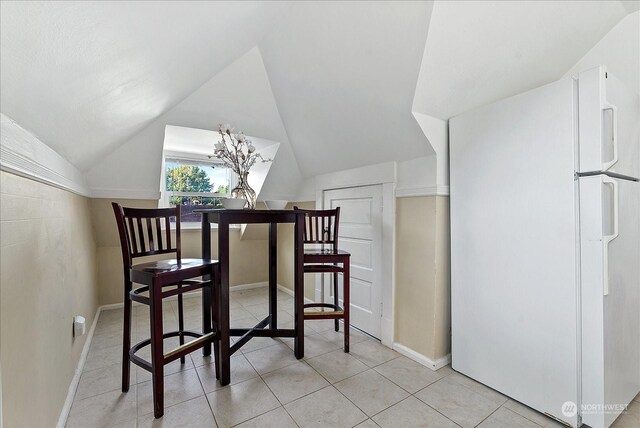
left=161, top=151, right=236, bottom=227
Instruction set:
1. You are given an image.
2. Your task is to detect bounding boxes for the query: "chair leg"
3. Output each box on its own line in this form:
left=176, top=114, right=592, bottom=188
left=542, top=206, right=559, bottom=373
left=149, top=282, right=165, bottom=418
left=202, top=281, right=212, bottom=357
left=343, top=261, right=350, bottom=353
left=212, top=266, right=221, bottom=380
left=333, top=272, right=340, bottom=332
left=177, top=284, right=185, bottom=365
left=122, top=280, right=132, bottom=392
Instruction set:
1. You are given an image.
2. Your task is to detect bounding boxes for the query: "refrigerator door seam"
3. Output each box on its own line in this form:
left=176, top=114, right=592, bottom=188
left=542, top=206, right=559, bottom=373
left=574, top=76, right=583, bottom=428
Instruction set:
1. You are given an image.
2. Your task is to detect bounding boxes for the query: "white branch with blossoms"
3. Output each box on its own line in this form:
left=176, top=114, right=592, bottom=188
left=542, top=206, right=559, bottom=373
left=209, top=124, right=272, bottom=176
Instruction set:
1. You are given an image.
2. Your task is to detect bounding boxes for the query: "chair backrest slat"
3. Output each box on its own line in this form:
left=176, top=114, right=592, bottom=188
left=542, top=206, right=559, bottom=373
left=156, top=218, right=163, bottom=251
left=136, top=217, right=146, bottom=253
left=112, top=203, right=182, bottom=268
left=146, top=217, right=155, bottom=251
left=127, top=217, right=138, bottom=253
left=165, top=216, right=172, bottom=250
left=293, top=206, right=341, bottom=249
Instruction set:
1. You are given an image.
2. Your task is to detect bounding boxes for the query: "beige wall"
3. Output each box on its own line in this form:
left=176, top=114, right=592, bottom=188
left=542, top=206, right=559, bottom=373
left=277, top=202, right=316, bottom=300
left=0, top=171, right=99, bottom=427
left=90, top=198, right=271, bottom=305
left=394, top=195, right=451, bottom=362
left=433, top=197, right=451, bottom=359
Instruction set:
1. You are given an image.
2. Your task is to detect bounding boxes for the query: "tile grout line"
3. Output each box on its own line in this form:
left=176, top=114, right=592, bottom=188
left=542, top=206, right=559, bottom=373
left=501, top=400, right=555, bottom=427
left=472, top=404, right=503, bottom=427
left=364, top=366, right=462, bottom=425
left=208, top=376, right=284, bottom=428
left=254, top=366, right=302, bottom=428
left=497, top=402, right=548, bottom=428
left=411, top=372, right=471, bottom=427
left=193, top=364, right=221, bottom=428
left=295, top=346, right=395, bottom=423
left=412, top=372, right=506, bottom=428
left=254, top=345, right=369, bottom=426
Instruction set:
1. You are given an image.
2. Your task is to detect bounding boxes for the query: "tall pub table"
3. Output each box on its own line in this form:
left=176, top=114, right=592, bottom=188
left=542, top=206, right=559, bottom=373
left=195, top=208, right=306, bottom=386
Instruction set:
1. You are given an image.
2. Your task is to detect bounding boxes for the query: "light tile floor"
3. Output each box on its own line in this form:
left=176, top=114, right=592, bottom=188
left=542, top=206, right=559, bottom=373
left=68, top=287, right=640, bottom=427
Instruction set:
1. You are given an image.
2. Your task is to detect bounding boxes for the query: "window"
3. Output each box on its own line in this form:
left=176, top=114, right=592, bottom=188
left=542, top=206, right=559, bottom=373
left=162, top=156, right=233, bottom=223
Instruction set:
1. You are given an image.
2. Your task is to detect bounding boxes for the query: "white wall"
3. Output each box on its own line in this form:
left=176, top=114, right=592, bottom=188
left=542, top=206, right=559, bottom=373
left=564, top=11, right=640, bottom=95
left=411, top=113, right=449, bottom=193
left=396, top=155, right=437, bottom=196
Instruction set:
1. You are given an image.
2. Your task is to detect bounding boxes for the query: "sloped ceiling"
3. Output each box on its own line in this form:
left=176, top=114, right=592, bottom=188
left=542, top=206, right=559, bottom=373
left=0, top=1, right=286, bottom=170
left=1, top=0, right=637, bottom=194
left=621, top=0, right=640, bottom=14
left=413, top=0, right=631, bottom=119
left=258, top=1, right=435, bottom=177
left=86, top=47, right=303, bottom=200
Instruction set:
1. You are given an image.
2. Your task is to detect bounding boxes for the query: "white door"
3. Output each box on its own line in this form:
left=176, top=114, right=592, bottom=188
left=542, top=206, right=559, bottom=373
left=323, top=185, right=383, bottom=338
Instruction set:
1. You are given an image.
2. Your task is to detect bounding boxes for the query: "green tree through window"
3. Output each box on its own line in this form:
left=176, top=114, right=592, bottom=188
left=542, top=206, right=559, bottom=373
left=164, top=160, right=231, bottom=221
left=166, top=165, right=213, bottom=193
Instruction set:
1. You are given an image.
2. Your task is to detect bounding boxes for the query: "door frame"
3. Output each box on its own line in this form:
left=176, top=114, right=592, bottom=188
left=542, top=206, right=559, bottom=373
left=315, top=162, right=396, bottom=346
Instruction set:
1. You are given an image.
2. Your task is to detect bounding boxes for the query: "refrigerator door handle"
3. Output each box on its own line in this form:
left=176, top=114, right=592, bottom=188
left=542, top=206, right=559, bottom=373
left=602, top=176, right=619, bottom=295
left=602, top=103, right=618, bottom=171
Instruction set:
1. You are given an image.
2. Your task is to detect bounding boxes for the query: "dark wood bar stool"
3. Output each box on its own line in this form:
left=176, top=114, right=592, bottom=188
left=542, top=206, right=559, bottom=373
left=112, top=203, right=219, bottom=418
left=294, top=206, right=351, bottom=352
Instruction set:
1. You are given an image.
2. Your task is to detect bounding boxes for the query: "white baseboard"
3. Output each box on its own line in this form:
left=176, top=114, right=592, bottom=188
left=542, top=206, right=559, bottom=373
left=100, top=302, right=127, bottom=310
left=276, top=284, right=315, bottom=304
left=57, top=305, right=102, bottom=428
left=229, top=281, right=269, bottom=291
left=392, top=342, right=451, bottom=371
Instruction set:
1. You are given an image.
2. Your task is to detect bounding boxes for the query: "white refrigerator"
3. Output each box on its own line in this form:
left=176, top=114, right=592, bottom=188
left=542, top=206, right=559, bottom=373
left=449, top=65, right=639, bottom=428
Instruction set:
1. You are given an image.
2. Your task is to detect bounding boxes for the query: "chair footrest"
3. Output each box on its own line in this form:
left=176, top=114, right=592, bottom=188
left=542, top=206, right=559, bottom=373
left=304, top=303, right=341, bottom=311
left=304, top=303, right=345, bottom=319
left=164, top=332, right=216, bottom=364
left=130, top=330, right=213, bottom=371
left=304, top=310, right=344, bottom=317
left=131, top=286, right=150, bottom=305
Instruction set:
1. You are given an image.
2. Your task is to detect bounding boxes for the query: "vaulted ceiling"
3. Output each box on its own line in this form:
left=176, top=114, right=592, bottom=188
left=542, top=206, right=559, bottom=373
left=0, top=1, right=286, bottom=170
left=1, top=1, right=637, bottom=197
